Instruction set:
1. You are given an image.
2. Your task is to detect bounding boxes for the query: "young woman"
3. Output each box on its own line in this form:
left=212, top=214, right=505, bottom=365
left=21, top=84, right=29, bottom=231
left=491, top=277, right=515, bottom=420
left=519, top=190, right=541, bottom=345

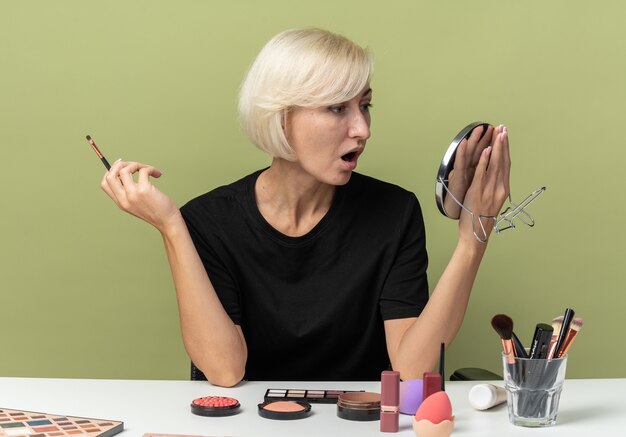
left=100, top=28, right=510, bottom=386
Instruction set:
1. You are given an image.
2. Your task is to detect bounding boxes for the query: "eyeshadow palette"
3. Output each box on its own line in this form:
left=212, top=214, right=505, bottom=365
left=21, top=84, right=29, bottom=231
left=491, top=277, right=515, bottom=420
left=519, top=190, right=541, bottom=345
left=0, top=408, right=123, bottom=437
left=264, top=388, right=365, bottom=404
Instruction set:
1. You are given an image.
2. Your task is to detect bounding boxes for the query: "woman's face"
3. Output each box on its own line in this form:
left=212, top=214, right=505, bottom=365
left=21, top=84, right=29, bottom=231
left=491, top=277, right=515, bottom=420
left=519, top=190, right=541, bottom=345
left=284, top=86, right=372, bottom=186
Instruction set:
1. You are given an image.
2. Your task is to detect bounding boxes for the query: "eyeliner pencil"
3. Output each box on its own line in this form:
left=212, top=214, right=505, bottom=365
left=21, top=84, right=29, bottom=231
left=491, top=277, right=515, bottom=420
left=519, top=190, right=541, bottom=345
left=439, top=342, right=445, bottom=391
left=86, top=135, right=111, bottom=170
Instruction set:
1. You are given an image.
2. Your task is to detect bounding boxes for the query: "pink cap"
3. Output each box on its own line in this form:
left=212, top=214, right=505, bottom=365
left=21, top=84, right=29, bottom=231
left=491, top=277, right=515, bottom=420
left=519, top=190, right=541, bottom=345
left=381, top=370, right=400, bottom=433
left=381, top=370, right=400, bottom=406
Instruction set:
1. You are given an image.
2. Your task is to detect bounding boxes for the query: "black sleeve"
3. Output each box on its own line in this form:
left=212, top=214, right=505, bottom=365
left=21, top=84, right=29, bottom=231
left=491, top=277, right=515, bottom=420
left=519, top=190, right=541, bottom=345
left=379, top=193, right=429, bottom=320
left=180, top=203, right=242, bottom=325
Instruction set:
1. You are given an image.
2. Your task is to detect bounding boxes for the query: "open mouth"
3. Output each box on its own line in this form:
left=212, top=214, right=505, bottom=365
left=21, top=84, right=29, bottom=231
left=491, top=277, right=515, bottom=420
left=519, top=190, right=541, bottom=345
left=341, top=151, right=357, bottom=162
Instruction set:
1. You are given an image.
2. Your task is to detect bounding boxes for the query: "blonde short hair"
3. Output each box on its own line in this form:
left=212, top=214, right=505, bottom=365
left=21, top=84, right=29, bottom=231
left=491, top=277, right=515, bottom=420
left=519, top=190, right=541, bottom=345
left=238, top=28, right=373, bottom=160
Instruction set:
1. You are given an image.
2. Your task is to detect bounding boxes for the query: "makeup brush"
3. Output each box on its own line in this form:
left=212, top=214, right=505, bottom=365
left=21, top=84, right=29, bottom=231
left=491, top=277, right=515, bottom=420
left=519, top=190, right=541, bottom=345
left=511, top=332, right=529, bottom=359
left=554, top=308, right=575, bottom=357
left=529, top=323, right=554, bottom=359
left=491, top=314, right=515, bottom=364
left=557, top=317, right=583, bottom=358
left=86, top=135, right=111, bottom=170
left=546, top=316, right=563, bottom=359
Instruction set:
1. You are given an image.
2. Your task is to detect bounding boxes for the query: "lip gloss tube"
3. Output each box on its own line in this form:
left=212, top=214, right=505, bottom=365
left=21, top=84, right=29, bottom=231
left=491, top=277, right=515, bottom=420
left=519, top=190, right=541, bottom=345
left=380, top=370, right=400, bottom=432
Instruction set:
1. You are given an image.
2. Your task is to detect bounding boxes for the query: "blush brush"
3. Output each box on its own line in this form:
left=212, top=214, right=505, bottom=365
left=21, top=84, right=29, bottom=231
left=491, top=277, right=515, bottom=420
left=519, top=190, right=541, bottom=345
left=491, top=314, right=516, bottom=364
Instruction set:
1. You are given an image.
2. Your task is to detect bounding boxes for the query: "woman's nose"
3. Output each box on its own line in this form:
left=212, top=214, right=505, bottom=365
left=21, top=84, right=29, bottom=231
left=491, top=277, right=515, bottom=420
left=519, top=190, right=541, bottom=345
left=348, top=110, right=371, bottom=140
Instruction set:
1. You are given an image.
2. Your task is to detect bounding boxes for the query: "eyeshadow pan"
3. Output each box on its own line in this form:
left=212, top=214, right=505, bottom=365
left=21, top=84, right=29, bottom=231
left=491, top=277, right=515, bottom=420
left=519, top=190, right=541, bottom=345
left=27, top=419, right=52, bottom=426
left=33, top=425, right=59, bottom=432
left=1, top=423, right=24, bottom=428
left=5, top=428, right=29, bottom=436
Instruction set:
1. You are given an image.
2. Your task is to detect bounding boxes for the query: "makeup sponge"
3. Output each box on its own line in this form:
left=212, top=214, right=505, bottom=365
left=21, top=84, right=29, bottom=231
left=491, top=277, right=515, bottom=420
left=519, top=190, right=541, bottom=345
left=414, top=391, right=452, bottom=424
left=413, top=391, right=454, bottom=437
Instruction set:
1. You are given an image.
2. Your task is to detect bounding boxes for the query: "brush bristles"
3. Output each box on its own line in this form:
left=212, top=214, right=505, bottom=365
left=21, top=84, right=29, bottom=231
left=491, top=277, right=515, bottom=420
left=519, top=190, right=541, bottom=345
left=571, top=317, right=584, bottom=331
left=86, top=135, right=92, bottom=141
left=491, top=314, right=513, bottom=340
left=552, top=316, right=564, bottom=336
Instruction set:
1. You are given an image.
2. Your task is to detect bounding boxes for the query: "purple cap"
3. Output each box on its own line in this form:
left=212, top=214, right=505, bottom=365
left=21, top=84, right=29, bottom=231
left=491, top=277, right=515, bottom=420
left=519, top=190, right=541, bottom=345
left=399, top=378, right=424, bottom=415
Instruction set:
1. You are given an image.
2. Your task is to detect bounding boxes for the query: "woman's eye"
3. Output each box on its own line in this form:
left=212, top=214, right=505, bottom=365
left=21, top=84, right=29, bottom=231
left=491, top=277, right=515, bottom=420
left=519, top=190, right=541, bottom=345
left=361, top=103, right=372, bottom=112
left=329, top=106, right=345, bottom=114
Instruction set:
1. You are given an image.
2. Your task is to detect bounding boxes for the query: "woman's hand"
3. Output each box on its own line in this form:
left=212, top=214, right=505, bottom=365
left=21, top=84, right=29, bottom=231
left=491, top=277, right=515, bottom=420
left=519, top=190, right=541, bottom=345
left=459, top=124, right=511, bottom=244
left=100, top=160, right=181, bottom=233
left=444, top=125, right=494, bottom=218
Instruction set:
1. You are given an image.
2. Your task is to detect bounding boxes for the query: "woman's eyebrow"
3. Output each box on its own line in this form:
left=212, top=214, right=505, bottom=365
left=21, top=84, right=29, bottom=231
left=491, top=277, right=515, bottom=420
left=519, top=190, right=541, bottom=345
left=362, top=88, right=373, bottom=98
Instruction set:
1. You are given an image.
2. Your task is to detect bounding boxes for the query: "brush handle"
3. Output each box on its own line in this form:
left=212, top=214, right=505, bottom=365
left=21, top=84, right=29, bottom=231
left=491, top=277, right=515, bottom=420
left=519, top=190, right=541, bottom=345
left=554, top=308, right=575, bottom=357
left=511, top=332, right=529, bottom=358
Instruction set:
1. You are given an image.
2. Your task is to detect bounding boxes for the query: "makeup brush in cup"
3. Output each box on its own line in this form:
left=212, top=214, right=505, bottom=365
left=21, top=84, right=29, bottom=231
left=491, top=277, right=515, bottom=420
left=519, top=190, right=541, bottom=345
left=557, top=317, right=583, bottom=358
left=547, top=316, right=564, bottom=359
left=511, top=331, right=529, bottom=359
left=554, top=308, right=575, bottom=356
left=490, top=314, right=515, bottom=364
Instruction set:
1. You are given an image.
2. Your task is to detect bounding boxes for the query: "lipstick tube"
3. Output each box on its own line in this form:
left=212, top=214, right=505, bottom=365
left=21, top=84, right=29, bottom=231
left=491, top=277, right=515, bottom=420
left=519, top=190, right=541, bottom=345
left=380, top=370, right=400, bottom=432
left=422, top=372, right=443, bottom=400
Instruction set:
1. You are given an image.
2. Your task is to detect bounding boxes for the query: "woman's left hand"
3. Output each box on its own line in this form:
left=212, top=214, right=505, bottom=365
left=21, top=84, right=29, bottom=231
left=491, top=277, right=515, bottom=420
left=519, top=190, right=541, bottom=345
left=459, top=124, right=511, bottom=244
left=444, top=125, right=494, bottom=218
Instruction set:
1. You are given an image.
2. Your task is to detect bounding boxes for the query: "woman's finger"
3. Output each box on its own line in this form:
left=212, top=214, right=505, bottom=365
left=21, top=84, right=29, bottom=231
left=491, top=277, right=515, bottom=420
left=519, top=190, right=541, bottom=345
left=501, top=127, right=511, bottom=195
left=455, top=138, right=468, bottom=172
left=465, top=125, right=483, bottom=162
left=473, top=145, right=492, bottom=188
left=137, top=165, right=162, bottom=186
left=100, top=171, right=117, bottom=202
left=104, top=159, right=128, bottom=206
left=473, top=125, right=494, bottom=165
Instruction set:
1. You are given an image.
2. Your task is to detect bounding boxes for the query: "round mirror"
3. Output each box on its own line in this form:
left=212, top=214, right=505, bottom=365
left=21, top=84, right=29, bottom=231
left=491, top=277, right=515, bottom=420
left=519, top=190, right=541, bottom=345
left=435, top=122, right=493, bottom=219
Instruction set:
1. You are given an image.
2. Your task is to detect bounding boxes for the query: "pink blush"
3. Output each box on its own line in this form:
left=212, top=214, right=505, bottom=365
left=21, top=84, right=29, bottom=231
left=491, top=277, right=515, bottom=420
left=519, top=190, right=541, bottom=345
left=263, top=401, right=305, bottom=412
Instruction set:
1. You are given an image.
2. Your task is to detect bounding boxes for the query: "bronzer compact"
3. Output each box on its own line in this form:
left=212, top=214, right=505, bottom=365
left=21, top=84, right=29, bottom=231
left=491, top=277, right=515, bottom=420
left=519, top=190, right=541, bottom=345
left=336, top=391, right=381, bottom=421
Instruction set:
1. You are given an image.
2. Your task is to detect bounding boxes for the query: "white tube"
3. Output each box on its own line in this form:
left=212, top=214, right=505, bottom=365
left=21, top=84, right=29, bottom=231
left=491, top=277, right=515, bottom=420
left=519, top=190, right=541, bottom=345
left=468, top=383, right=507, bottom=410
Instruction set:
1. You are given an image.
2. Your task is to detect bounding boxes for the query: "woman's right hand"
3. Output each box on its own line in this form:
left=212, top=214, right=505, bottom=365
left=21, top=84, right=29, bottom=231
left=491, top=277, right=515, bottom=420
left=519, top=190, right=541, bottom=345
left=100, top=159, right=181, bottom=233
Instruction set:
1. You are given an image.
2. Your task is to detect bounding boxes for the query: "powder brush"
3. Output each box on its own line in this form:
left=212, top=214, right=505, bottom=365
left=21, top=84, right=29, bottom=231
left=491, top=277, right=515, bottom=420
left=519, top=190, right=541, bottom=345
left=491, top=314, right=515, bottom=364
left=557, top=317, right=583, bottom=358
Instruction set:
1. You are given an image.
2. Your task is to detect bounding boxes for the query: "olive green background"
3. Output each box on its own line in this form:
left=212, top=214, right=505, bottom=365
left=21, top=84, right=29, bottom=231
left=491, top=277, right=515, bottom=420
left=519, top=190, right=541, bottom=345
left=1, top=0, right=624, bottom=381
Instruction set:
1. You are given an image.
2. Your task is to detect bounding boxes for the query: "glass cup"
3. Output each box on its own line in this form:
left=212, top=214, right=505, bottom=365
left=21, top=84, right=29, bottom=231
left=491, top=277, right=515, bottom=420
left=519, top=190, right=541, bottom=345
left=502, top=353, right=567, bottom=427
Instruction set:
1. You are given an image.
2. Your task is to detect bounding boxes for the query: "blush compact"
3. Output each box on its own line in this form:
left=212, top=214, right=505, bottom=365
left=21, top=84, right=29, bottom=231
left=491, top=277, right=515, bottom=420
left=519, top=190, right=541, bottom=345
left=190, top=396, right=241, bottom=417
left=336, top=391, right=381, bottom=421
left=257, top=401, right=312, bottom=420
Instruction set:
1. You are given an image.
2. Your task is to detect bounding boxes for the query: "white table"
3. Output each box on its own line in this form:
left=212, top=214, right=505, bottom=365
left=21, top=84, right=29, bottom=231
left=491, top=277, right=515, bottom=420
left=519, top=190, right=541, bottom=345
left=0, top=377, right=623, bottom=436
